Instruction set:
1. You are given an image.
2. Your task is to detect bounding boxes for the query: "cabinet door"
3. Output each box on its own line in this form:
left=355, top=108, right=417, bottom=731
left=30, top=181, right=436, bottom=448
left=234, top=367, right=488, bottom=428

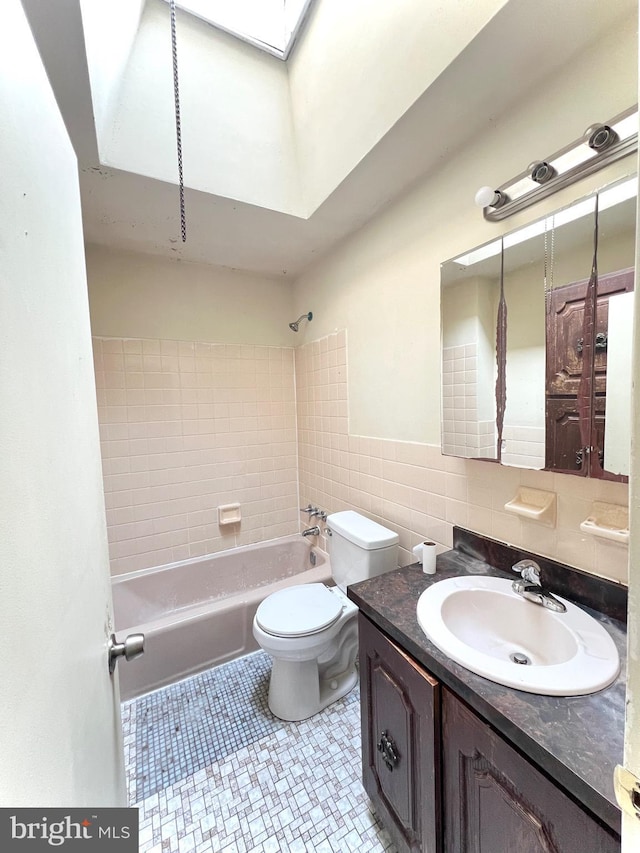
left=442, top=690, right=620, bottom=853
left=359, top=613, right=440, bottom=853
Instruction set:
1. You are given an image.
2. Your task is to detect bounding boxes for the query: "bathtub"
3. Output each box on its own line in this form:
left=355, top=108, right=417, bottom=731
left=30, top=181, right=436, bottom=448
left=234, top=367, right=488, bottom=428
left=112, top=536, right=331, bottom=700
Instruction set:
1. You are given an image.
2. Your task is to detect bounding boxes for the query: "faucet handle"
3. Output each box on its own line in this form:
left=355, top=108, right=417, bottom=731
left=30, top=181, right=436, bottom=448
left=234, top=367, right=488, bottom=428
left=300, top=504, right=317, bottom=515
left=512, top=559, right=541, bottom=585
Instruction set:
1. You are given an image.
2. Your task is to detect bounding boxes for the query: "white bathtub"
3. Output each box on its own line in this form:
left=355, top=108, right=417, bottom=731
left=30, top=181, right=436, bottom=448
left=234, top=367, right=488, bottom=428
left=112, top=536, right=331, bottom=700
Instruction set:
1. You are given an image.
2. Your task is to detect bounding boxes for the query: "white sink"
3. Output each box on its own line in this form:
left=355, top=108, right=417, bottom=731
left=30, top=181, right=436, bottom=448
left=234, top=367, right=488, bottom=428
left=416, top=576, right=620, bottom=695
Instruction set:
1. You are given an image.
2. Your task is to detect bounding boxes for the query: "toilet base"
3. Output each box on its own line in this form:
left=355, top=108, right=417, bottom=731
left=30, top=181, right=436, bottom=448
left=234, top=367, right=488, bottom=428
left=267, top=657, right=358, bottom=722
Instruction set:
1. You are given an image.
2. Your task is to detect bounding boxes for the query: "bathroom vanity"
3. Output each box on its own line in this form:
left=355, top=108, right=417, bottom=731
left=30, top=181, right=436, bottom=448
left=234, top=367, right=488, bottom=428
left=347, top=528, right=626, bottom=853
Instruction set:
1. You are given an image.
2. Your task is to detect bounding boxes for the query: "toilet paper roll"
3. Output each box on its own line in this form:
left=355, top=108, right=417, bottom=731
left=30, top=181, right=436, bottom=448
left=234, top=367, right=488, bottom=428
left=421, top=541, right=437, bottom=574
left=412, top=541, right=437, bottom=573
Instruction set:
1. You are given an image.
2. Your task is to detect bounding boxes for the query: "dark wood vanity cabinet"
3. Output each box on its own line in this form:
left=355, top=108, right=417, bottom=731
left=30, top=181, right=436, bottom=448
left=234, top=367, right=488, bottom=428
left=442, top=689, right=619, bottom=853
left=358, top=614, right=620, bottom=853
left=358, top=612, right=440, bottom=853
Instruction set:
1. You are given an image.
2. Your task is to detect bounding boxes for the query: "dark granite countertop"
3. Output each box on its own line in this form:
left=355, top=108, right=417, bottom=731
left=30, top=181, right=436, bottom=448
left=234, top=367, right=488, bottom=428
left=347, top=533, right=626, bottom=836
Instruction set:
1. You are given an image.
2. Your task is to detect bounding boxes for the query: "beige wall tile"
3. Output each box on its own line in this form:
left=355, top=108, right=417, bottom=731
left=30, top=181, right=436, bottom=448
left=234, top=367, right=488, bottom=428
left=95, top=336, right=299, bottom=574
left=95, top=330, right=630, bottom=584
left=555, top=531, right=596, bottom=570
left=593, top=540, right=628, bottom=584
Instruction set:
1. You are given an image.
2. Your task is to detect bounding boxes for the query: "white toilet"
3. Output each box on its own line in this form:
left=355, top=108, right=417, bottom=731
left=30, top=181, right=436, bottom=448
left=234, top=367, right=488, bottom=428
left=252, top=510, right=398, bottom=721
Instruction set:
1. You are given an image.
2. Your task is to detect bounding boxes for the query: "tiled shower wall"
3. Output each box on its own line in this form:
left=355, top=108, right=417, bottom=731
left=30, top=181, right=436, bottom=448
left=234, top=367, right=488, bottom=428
left=296, top=332, right=629, bottom=584
left=93, top=331, right=629, bottom=585
left=93, top=338, right=298, bottom=575
left=442, top=343, right=496, bottom=459
left=501, top=424, right=546, bottom=469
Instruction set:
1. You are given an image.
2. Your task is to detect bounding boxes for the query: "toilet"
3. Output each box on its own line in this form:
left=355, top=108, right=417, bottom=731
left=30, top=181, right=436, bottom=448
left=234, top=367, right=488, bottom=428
left=252, top=510, right=398, bottom=721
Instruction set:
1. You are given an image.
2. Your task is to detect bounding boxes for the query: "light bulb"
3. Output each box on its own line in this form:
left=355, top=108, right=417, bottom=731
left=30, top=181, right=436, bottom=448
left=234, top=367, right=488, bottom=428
left=475, top=186, right=500, bottom=208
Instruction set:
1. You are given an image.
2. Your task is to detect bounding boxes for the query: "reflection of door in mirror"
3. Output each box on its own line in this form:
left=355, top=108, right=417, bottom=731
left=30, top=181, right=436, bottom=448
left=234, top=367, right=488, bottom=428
left=440, top=250, right=501, bottom=460
left=545, top=269, right=634, bottom=476
left=539, top=200, right=596, bottom=476
left=542, top=186, right=636, bottom=479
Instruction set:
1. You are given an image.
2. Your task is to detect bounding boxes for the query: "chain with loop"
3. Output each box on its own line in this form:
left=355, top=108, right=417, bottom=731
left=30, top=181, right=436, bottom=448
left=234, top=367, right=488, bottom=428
left=543, top=214, right=554, bottom=314
left=170, top=0, right=186, bottom=242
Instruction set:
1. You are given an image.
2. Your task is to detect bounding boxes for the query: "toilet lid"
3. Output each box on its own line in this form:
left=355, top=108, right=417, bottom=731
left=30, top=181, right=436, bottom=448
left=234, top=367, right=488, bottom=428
left=256, top=584, right=343, bottom=637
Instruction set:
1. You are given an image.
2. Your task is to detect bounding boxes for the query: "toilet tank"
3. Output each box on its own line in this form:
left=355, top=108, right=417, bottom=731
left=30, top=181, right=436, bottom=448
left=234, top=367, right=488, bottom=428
left=327, top=511, right=398, bottom=591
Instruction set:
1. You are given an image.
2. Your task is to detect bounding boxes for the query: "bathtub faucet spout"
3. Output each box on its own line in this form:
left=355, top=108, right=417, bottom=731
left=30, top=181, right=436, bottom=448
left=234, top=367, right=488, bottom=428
left=302, top=526, right=320, bottom=537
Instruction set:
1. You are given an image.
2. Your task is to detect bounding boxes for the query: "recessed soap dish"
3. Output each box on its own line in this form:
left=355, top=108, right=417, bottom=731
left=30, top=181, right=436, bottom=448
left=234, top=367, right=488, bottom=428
left=580, top=501, right=629, bottom=544
left=504, top=487, right=556, bottom=526
left=218, top=503, right=241, bottom=526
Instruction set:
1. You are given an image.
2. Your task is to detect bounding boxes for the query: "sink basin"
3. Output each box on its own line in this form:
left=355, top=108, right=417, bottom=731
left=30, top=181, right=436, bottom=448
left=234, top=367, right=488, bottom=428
left=416, top=576, right=620, bottom=695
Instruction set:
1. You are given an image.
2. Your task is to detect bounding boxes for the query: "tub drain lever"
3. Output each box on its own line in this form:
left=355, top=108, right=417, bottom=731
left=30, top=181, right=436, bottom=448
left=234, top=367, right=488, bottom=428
left=108, top=632, right=145, bottom=675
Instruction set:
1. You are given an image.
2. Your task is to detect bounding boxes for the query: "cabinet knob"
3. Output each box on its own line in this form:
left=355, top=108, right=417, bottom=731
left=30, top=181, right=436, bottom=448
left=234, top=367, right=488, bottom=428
left=377, top=730, right=399, bottom=771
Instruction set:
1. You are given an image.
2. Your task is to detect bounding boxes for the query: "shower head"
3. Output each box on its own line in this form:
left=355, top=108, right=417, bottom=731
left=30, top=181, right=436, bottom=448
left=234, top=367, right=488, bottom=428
left=289, top=311, right=313, bottom=332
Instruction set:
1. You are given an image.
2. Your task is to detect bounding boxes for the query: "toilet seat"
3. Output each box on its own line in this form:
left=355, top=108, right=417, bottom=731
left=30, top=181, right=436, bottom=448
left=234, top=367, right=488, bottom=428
left=255, top=583, right=343, bottom=638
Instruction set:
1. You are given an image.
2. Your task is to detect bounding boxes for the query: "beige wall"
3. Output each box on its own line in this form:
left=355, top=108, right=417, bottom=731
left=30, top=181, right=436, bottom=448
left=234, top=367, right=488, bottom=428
left=623, top=51, right=640, bottom=845
left=288, top=0, right=509, bottom=212
left=292, top=12, right=637, bottom=444
left=102, top=0, right=300, bottom=214
left=79, top=0, right=145, bottom=142
left=86, top=8, right=636, bottom=585
left=88, top=247, right=301, bottom=577
left=291, top=12, right=635, bottom=582
left=86, top=243, right=294, bottom=346
left=1, top=0, right=125, bottom=805
left=297, top=333, right=628, bottom=584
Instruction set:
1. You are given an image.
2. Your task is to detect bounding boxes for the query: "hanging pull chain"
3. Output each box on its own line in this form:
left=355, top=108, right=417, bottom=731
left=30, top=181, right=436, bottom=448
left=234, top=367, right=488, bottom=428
left=170, top=0, right=186, bottom=242
left=543, top=215, right=555, bottom=314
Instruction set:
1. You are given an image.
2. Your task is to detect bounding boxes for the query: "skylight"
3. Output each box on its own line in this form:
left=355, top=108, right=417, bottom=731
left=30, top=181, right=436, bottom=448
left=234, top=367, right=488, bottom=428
left=166, top=0, right=315, bottom=59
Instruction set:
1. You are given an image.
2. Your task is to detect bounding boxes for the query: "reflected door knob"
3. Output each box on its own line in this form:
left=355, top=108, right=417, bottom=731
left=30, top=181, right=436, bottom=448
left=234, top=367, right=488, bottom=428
left=108, top=632, right=145, bottom=674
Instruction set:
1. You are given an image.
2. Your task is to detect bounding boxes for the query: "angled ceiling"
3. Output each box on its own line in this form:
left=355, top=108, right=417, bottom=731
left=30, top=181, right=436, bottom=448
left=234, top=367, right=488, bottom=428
left=23, top=0, right=638, bottom=277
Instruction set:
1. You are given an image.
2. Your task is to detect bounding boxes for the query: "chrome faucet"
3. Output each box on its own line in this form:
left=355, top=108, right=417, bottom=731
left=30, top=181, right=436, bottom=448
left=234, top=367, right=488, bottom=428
left=302, top=526, right=320, bottom=537
left=511, top=559, right=566, bottom=613
left=300, top=505, right=328, bottom=524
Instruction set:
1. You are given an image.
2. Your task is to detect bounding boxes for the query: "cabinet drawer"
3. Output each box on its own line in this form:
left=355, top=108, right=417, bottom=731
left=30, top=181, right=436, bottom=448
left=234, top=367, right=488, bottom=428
left=359, top=613, right=440, bottom=853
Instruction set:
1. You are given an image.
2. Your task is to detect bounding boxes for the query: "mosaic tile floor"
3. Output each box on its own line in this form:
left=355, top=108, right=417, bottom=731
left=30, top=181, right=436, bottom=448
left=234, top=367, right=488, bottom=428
left=132, top=653, right=282, bottom=801
left=123, top=651, right=397, bottom=852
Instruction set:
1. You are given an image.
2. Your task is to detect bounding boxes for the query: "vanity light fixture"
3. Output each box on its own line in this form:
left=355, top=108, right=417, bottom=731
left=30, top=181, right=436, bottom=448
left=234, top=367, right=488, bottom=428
left=476, top=105, right=638, bottom=221
left=474, top=186, right=508, bottom=209
left=586, top=123, right=618, bottom=151
left=529, top=161, right=556, bottom=184
left=455, top=175, right=638, bottom=268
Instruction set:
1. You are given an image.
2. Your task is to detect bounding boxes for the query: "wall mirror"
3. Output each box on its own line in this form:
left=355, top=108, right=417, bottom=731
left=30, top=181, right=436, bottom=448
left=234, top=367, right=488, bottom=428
left=441, top=174, right=636, bottom=479
left=441, top=248, right=501, bottom=460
